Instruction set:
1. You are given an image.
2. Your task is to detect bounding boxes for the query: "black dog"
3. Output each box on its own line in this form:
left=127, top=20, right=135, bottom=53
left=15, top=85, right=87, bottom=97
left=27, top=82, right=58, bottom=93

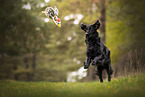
left=80, top=20, right=113, bottom=82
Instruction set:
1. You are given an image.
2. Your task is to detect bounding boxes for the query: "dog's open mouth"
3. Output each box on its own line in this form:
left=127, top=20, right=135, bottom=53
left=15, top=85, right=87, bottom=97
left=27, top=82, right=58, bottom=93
left=85, top=32, right=89, bottom=35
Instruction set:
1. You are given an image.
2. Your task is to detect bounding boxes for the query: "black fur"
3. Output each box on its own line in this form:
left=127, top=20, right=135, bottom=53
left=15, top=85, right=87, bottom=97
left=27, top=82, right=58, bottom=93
left=80, top=20, right=113, bottom=82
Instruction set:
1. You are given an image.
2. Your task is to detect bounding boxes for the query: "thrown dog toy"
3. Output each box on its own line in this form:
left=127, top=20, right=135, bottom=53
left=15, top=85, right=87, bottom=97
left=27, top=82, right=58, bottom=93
left=42, top=6, right=61, bottom=27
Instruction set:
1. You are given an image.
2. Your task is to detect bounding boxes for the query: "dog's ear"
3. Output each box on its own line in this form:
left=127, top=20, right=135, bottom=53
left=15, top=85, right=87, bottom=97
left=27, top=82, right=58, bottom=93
left=93, top=20, right=100, bottom=29
left=80, top=22, right=87, bottom=31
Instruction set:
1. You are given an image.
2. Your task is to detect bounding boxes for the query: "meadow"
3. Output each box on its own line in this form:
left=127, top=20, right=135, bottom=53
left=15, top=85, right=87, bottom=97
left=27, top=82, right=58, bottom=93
left=0, top=74, right=145, bottom=97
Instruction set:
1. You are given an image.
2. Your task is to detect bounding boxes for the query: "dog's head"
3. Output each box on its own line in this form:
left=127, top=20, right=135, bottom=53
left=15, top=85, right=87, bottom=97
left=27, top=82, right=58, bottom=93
left=80, top=20, right=100, bottom=36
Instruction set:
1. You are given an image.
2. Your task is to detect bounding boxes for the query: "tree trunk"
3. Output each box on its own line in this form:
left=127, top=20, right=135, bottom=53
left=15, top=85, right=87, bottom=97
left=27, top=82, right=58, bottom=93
left=31, top=54, right=36, bottom=81
left=24, top=57, right=29, bottom=69
left=99, top=0, right=106, bottom=43
left=32, top=54, right=36, bottom=70
left=87, top=66, right=96, bottom=81
left=23, top=56, right=31, bottom=81
left=86, top=0, right=106, bottom=81
left=99, top=0, right=107, bottom=79
left=13, top=64, right=18, bottom=80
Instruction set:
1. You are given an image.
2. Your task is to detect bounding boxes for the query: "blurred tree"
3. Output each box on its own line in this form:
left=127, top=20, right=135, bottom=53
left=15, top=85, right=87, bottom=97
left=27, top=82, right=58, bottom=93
left=0, top=0, right=104, bottom=81
left=95, top=0, right=106, bottom=43
left=0, top=0, right=50, bottom=80
left=106, top=0, right=145, bottom=76
left=3, top=0, right=144, bottom=82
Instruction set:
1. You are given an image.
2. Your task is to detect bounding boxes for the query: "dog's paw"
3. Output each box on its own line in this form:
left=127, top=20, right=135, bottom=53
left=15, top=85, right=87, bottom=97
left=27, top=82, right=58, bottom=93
left=84, top=66, right=88, bottom=69
left=84, top=62, right=89, bottom=69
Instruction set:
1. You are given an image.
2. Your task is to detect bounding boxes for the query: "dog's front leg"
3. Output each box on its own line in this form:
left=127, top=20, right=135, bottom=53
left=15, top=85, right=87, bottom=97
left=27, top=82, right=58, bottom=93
left=84, top=57, right=91, bottom=69
left=92, top=55, right=103, bottom=66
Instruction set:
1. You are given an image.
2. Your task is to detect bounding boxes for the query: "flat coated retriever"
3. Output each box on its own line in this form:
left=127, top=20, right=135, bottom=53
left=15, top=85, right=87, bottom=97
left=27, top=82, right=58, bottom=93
left=80, top=20, right=113, bottom=82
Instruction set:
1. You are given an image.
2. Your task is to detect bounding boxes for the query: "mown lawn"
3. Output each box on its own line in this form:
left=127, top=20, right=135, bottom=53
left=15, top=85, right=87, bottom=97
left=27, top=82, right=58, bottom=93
left=0, top=74, right=145, bottom=97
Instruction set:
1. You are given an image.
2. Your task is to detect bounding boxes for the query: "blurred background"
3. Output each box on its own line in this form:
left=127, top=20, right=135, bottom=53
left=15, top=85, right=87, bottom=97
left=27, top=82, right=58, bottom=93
left=0, top=0, right=145, bottom=82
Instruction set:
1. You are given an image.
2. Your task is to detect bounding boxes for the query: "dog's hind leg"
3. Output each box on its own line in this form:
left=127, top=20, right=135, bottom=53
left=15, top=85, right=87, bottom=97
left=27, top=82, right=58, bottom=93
left=105, top=50, right=113, bottom=75
left=99, top=70, right=103, bottom=82
left=97, top=66, right=103, bottom=82
left=105, top=59, right=113, bottom=82
left=107, top=67, right=111, bottom=82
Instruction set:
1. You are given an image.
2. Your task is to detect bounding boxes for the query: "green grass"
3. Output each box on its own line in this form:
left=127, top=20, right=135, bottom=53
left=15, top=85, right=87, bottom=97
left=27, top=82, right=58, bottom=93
left=0, top=74, right=145, bottom=97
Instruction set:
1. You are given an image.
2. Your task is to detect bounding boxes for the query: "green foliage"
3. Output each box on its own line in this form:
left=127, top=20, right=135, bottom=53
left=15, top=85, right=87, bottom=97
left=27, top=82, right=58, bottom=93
left=0, top=0, right=101, bottom=81
left=0, top=74, right=145, bottom=97
left=1, top=0, right=145, bottom=81
left=0, top=0, right=47, bottom=80
left=106, top=0, right=145, bottom=63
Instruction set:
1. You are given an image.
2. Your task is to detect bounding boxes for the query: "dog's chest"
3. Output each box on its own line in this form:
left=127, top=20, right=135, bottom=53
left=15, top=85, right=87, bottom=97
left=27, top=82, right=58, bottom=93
left=86, top=39, right=100, bottom=51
